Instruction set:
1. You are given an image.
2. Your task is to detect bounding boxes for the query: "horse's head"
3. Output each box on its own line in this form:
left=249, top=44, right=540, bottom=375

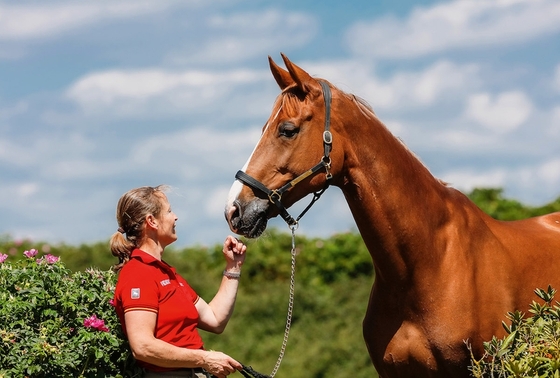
left=224, top=54, right=345, bottom=238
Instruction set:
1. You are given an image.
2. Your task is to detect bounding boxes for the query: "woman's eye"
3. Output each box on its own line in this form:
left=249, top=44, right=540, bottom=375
left=279, top=123, right=299, bottom=138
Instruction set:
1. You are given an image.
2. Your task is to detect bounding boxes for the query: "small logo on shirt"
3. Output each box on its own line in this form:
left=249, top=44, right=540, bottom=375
left=131, top=288, right=140, bottom=299
left=160, top=279, right=171, bottom=287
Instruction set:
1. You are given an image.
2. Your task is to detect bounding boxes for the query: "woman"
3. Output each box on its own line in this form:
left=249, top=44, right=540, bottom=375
left=110, top=185, right=246, bottom=378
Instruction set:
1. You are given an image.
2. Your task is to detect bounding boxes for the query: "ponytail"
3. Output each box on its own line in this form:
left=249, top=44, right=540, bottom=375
left=110, top=231, right=135, bottom=272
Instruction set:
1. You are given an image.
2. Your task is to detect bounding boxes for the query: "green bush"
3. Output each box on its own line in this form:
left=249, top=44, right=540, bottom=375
left=0, top=249, right=141, bottom=378
left=468, top=188, right=560, bottom=221
left=469, top=286, right=560, bottom=377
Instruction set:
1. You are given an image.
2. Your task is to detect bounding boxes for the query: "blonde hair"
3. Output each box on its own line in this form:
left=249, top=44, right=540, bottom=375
left=110, top=185, right=168, bottom=271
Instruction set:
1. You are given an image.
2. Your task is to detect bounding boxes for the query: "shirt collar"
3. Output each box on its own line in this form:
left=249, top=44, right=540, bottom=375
left=131, top=249, right=173, bottom=271
left=131, top=248, right=157, bottom=263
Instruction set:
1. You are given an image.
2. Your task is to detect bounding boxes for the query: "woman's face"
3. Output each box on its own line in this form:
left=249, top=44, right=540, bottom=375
left=155, top=193, right=178, bottom=247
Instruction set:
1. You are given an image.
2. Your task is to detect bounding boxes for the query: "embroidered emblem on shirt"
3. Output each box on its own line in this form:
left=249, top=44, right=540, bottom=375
left=131, top=288, right=140, bottom=299
left=160, top=279, right=171, bottom=287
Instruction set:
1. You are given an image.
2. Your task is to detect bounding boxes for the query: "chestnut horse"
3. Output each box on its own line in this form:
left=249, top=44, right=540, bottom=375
left=224, top=54, right=560, bottom=377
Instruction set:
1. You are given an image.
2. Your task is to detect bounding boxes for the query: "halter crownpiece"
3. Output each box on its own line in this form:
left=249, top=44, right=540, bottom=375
left=235, top=81, right=333, bottom=227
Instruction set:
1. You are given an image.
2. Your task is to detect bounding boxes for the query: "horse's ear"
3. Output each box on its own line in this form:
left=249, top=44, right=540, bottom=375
left=280, top=53, right=317, bottom=94
left=269, top=55, right=294, bottom=90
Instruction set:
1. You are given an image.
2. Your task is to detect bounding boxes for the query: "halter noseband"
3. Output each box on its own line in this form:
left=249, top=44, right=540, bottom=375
left=235, top=81, right=333, bottom=227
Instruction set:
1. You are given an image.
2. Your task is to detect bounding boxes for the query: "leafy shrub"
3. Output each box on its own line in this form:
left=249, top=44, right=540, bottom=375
left=469, top=286, right=560, bottom=377
left=468, top=188, right=560, bottom=221
left=0, top=249, right=140, bottom=378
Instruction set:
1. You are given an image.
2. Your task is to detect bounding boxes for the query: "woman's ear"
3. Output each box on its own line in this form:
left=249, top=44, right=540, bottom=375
left=145, top=214, right=158, bottom=230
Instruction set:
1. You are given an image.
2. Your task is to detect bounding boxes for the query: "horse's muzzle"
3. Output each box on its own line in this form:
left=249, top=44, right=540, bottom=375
left=225, top=199, right=270, bottom=238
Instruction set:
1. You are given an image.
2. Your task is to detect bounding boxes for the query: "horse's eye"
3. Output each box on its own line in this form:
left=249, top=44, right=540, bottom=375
left=279, top=123, right=299, bottom=138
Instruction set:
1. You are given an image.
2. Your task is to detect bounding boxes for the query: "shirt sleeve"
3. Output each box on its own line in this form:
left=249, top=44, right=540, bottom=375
left=116, top=263, right=160, bottom=314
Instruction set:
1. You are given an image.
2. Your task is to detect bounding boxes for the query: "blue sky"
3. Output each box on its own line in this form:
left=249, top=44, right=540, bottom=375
left=1, top=0, right=559, bottom=248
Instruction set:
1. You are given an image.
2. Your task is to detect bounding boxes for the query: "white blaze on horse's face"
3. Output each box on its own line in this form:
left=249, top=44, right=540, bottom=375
left=225, top=104, right=283, bottom=218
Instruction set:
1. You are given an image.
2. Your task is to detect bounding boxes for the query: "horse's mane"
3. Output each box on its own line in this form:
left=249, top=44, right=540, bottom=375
left=351, top=93, right=376, bottom=119
left=343, top=88, right=449, bottom=187
left=281, top=85, right=375, bottom=119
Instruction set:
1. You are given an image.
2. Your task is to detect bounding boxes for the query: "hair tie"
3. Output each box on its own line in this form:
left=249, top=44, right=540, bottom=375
left=117, top=227, right=125, bottom=234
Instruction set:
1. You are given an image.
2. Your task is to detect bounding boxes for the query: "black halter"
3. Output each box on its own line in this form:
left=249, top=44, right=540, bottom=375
left=235, top=81, right=333, bottom=227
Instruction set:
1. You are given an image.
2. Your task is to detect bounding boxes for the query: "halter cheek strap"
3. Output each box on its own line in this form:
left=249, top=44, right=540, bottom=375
left=235, top=81, right=333, bottom=227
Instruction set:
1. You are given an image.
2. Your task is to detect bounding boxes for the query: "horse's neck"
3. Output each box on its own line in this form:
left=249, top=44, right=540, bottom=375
left=338, top=112, right=451, bottom=279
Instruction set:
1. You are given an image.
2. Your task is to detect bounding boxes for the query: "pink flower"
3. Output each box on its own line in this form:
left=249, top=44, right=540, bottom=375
left=23, top=249, right=38, bottom=258
left=0, top=253, right=8, bottom=263
left=44, top=254, right=60, bottom=264
left=109, top=299, right=116, bottom=307
left=83, top=314, right=109, bottom=332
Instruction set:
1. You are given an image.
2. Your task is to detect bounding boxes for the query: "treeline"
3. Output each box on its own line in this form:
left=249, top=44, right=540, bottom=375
left=1, top=230, right=375, bottom=377
left=1, top=188, right=559, bottom=378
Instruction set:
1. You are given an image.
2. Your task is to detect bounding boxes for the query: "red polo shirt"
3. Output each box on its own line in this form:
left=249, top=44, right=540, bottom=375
left=114, top=249, right=204, bottom=372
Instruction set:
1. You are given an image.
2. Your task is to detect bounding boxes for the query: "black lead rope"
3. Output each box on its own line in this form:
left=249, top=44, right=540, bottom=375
left=239, top=365, right=271, bottom=378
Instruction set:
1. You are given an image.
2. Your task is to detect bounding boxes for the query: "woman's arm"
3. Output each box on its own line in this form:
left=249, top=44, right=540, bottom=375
left=125, top=310, right=241, bottom=377
left=196, top=235, right=246, bottom=333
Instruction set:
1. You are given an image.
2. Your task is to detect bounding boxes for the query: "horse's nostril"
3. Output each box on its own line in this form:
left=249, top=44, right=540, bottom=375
left=232, top=200, right=242, bottom=218
left=225, top=201, right=242, bottom=231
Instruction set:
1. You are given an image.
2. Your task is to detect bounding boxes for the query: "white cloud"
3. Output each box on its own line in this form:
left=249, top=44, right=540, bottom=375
left=511, top=158, right=560, bottom=203
left=66, top=68, right=266, bottom=114
left=536, top=158, right=560, bottom=185
left=0, top=132, right=102, bottom=179
left=205, top=186, right=231, bottom=219
left=0, top=1, right=181, bottom=41
left=433, top=129, right=494, bottom=151
left=396, top=60, right=479, bottom=106
left=0, top=182, right=41, bottom=209
left=17, top=182, right=40, bottom=199
left=43, top=159, right=116, bottom=180
left=346, top=0, right=560, bottom=58
left=207, top=9, right=316, bottom=40
left=306, top=59, right=478, bottom=110
left=464, top=91, right=533, bottom=132
left=166, top=9, right=317, bottom=64
left=440, top=157, right=560, bottom=205
left=129, top=127, right=261, bottom=178
left=440, top=168, right=508, bottom=193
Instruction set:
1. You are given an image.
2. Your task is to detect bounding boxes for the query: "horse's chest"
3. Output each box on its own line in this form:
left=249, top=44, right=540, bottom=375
left=384, top=321, right=436, bottom=365
left=365, top=319, right=471, bottom=378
